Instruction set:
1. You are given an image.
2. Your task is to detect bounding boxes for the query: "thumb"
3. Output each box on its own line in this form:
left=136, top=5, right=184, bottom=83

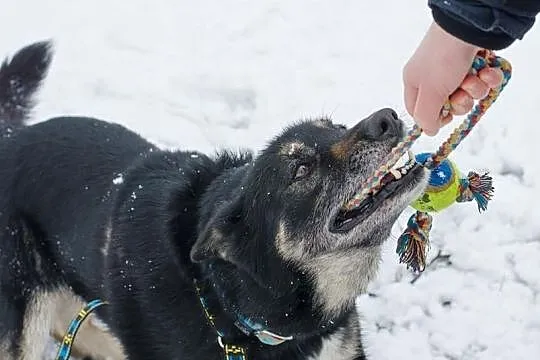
left=413, top=85, right=446, bottom=136
left=404, top=84, right=418, bottom=118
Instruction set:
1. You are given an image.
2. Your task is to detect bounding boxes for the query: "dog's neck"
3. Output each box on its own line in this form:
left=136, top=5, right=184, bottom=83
left=194, top=259, right=349, bottom=346
left=301, top=246, right=381, bottom=317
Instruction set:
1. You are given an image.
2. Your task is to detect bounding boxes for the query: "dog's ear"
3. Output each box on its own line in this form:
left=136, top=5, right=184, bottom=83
left=190, top=199, right=244, bottom=263
left=191, top=195, right=297, bottom=297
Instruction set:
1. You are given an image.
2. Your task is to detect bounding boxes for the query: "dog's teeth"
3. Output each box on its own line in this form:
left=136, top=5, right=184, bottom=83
left=390, top=168, right=402, bottom=179
left=405, top=160, right=414, bottom=170
left=390, top=151, right=416, bottom=177
left=392, top=153, right=408, bottom=171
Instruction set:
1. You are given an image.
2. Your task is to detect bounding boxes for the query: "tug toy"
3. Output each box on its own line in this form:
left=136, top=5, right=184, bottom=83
left=344, top=50, right=512, bottom=273
left=397, top=153, right=494, bottom=272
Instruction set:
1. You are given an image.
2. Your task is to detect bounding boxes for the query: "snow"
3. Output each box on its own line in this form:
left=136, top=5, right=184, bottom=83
left=1, top=0, right=539, bottom=359
left=112, top=174, right=124, bottom=185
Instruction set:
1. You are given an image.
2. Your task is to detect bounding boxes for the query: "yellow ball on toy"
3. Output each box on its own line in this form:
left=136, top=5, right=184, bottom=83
left=400, top=152, right=495, bottom=272
left=410, top=153, right=461, bottom=213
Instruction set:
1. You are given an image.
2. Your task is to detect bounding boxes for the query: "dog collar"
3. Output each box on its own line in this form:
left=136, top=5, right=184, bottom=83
left=233, top=315, right=293, bottom=346
left=55, top=299, right=108, bottom=360
left=194, top=279, right=293, bottom=358
left=54, top=284, right=293, bottom=360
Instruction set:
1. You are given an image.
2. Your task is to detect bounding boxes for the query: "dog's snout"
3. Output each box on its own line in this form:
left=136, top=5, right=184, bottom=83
left=358, top=108, right=401, bottom=141
left=330, top=108, right=403, bottom=161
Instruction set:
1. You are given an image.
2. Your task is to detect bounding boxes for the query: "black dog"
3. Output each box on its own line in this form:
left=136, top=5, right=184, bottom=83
left=0, top=41, right=427, bottom=360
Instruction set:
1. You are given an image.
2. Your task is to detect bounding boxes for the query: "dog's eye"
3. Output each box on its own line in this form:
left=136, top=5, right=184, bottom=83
left=293, top=164, right=311, bottom=180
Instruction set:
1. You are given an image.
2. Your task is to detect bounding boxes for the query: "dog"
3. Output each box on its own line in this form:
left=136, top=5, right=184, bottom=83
left=0, top=41, right=428, bottom=360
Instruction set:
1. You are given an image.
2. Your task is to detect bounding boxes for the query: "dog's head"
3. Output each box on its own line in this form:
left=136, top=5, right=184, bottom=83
left=191, top=108, right=428, bottom=315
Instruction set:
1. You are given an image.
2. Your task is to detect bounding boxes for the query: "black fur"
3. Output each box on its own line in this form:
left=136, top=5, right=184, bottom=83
left=0, top=41, right=427, bottom=360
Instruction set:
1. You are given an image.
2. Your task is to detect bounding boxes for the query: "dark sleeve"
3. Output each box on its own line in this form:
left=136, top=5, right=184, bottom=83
left=428, top=0, right=540, bottom=50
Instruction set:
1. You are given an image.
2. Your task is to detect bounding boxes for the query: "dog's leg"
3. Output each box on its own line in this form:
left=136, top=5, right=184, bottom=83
left=50, top=288, right=127, bottom=360
left=0, top=301, right=22, bottom=360
left=0, top=213, right=51, bottom=360
left=11, top=287, right=126, bottom=360
left=17, top=289, right=56, bottom=360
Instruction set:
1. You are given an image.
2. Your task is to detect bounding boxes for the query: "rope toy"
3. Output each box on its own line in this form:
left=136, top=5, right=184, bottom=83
left=343, top=49, right=512, bottom=273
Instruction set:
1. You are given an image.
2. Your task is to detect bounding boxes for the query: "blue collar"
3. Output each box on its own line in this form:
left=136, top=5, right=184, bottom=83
left=233, top=314, right=293, bottom=346
left=194, top=279, right=293, bottom=358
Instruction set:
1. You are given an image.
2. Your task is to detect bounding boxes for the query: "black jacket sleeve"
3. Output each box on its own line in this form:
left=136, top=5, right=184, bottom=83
left=429, top=0, right=540, bottom=50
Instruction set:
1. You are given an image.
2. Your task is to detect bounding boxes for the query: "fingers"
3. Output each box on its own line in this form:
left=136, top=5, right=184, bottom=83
left=403, top=61, right=504, bottom=137
left=413, top=85, right=445, bottom=136
left=440, top=113, right=453, bottom=127
left=460, top=74, right=489, bottom=99
left=447, top=68, right=504, bottom=117
left=404, top=84, right=418, bottom=118
left=479, top=67, right=504, bottom=88
left=449, top=89, right=474, bottom=115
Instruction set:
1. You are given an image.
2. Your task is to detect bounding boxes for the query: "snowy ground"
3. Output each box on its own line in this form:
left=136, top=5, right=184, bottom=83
left=1, top=1, right=539, bottom=359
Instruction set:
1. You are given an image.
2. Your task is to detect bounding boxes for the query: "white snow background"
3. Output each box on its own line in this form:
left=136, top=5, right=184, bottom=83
left=1, top=0, right=539, bottom=359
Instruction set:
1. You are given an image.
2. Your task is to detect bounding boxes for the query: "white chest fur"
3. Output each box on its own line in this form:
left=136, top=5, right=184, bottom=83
left=308, top=328, right=361, bottom=360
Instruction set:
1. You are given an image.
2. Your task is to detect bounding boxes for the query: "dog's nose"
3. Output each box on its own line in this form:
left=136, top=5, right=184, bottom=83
left=330, top=108, right=403, bottom=161
left=357, top=108, right=401, bottom=141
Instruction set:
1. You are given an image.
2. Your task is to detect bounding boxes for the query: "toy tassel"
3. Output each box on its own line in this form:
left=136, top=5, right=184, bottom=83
left=396, top=211, right=432, bottom=272
left=456, top=171, right=494, bottom=212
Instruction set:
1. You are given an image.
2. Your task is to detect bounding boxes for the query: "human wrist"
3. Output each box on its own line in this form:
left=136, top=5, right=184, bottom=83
left=428, top=21, right=480, bottom=61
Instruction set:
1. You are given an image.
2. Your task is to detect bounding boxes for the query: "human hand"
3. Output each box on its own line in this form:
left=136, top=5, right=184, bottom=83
left=403, top=22, right=504, bottom=136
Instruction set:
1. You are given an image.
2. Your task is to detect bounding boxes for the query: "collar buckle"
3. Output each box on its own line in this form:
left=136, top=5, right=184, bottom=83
left=218, top=337, right=248, bottom=360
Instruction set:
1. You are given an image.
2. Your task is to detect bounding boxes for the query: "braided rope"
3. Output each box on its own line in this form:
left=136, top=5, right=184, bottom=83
left=343, top=50, right=512, bottom=211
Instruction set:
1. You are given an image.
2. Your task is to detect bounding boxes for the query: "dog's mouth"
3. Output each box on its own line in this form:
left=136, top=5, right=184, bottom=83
left=329, top=151, right=422, bottom=233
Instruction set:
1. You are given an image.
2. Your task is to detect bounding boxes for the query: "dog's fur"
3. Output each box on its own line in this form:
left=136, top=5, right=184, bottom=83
left=0, top=41, right=428, bottom=359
